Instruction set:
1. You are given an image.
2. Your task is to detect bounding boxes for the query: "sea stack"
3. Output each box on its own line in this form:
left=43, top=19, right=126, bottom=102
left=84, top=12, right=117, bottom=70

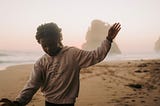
left=82, top=19, right=121, bottom=54
left=154, top=37, right=160, bottom=52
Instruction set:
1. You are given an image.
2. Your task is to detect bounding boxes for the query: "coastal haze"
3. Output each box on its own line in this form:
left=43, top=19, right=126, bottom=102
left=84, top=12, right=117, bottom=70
left=0, top=0, right=160, bottom=53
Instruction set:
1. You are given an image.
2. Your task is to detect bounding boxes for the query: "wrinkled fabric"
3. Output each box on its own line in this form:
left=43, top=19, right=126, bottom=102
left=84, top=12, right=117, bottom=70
left=16, top=39, right=111, bottom=105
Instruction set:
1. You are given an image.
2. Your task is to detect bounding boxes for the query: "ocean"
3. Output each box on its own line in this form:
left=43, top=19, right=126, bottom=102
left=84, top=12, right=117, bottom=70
left=0, top=50, right=160, bottom=71
left=107, top=52, right=160, bottom=61
left=0, top=50, right=43, bottom=70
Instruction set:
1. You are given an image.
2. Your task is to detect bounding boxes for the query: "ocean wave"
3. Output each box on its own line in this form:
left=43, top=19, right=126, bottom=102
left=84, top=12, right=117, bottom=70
left=0, top=53, right=9, bottom=56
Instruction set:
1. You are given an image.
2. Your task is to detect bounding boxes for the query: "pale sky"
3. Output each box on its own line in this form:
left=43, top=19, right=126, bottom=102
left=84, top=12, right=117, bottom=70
left=0, top=0, right=160, bottom=53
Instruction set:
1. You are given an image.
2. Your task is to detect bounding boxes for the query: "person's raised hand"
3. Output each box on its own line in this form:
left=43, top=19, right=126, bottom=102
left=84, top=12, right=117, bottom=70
left=107, top=23, right=121, bottom=42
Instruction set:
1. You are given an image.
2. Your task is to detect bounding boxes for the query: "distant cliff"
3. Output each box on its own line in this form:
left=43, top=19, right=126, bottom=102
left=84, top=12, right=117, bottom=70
left=154, top=37, right=160, bottom=52
left=82, top=19, right=121, bottom=54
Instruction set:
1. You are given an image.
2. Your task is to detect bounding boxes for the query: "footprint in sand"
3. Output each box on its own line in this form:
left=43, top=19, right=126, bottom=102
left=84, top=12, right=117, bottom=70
left=101, top=76, right=106, bottom=80
left=141, top=100, right=145, bottom=103
left=131, top=99, right=135, bottom=102
left=154, top=99, right=158, bottom=102
left=139, top=96, right=144, bottom=98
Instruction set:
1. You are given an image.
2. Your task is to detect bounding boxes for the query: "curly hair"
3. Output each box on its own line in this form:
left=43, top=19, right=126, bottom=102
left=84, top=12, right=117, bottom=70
left=35, top=22, right=62, bottom=43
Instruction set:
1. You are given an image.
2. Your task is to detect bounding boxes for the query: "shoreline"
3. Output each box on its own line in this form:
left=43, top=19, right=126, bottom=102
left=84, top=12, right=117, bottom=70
left=0, top=63, right=33, bottom=71
left=0, top=58, right=159, bottom=71
left=1, top=51, right=160, bottom=71
left=0, top=59, right=160, bottom=106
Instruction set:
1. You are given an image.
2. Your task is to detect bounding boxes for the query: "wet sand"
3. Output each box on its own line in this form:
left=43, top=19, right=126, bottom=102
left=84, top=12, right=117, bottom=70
left=0, top=59, right=160, bottom=106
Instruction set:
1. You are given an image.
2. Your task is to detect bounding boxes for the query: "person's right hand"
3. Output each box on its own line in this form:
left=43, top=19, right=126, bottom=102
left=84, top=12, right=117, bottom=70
left=107, top=23, right=121, bottom=42
left=0, top=98, right=18, bottom=106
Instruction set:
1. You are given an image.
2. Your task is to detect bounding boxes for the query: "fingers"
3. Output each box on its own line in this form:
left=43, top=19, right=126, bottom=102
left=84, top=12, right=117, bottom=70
left=0, top=103, right=8, bottom=106
left=113, top=23, right=121, bottom=35
left=0, top=98, right=11, bottom=103
left=116, top=23, right=121, bottom=31
left=115, top=24, right=121, bottom=34
left=113, top=23, right=121, bottom=30
left=0, top=98, right=13, bottom=106
left=107, top=22, right=121, bottom=41
left=0, top=102, right=7, bottom=106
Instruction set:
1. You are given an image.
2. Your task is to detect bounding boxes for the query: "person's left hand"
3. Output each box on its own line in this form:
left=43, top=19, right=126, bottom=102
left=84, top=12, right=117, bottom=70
left=0, top=98, right=17, bottom=106
left=107, top=23, right=121, bottom=42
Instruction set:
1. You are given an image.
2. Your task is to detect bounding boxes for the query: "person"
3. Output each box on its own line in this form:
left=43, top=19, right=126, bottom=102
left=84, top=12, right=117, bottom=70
left=0, top=22, right=121, bottom=106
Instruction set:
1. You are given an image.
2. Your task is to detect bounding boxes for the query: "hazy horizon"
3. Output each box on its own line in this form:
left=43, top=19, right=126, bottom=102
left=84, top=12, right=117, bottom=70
left=0, top=0, right=160, bottom=54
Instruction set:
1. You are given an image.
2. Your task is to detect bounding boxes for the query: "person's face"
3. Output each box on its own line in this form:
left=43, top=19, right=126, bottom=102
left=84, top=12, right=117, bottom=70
left=39, top=37, right=61, bottom=56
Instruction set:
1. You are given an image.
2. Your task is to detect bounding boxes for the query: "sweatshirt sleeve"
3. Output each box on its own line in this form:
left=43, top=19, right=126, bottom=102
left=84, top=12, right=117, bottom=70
left=15, top=62, right=43, bottom=105
left=74, top=39, right=112, bottom=68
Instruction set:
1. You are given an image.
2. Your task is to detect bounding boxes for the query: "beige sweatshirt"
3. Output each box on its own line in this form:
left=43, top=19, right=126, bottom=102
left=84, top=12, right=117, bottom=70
left=16, top=39, right=111, bottom=105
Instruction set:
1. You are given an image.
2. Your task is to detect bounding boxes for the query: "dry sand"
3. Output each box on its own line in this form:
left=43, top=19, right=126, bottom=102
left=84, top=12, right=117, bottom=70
left=0, top=59, right=160, bottom=106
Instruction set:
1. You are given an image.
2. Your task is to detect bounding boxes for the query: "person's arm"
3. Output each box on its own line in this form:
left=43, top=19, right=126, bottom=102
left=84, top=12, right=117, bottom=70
left=15, top=63, right=44, bottom=106
left=75, top=23, right=121, bottom=68
left=0, top=63, right=43, bottom=106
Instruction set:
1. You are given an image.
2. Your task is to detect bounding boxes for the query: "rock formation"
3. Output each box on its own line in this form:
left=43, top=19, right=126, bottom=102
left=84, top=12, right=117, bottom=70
left=82, top=19, right=121, bottom=54
left=154, top=37, right=160, bottom=52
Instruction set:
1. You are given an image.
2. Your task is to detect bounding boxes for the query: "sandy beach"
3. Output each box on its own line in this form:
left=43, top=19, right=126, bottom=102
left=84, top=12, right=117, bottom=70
left=0, top=59, right=160, bottom=106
